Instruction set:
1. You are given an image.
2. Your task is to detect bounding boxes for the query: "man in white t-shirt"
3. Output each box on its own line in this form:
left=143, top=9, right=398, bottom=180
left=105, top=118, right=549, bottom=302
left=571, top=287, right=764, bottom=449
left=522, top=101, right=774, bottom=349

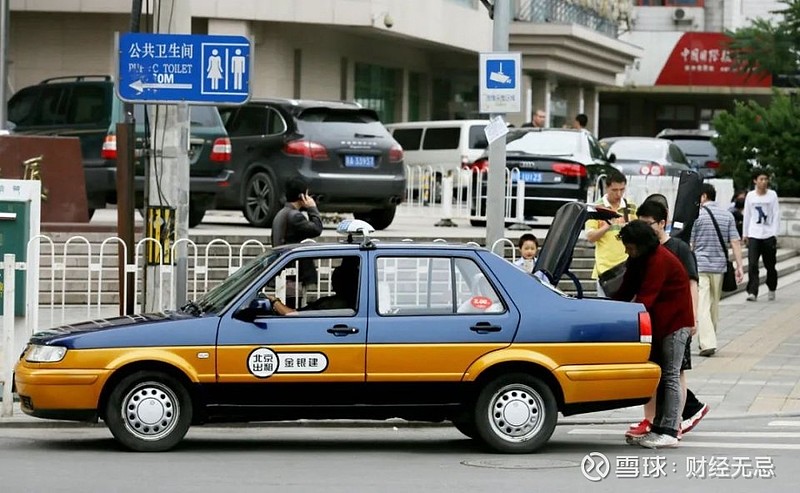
left=743, top=170, right=780, bottom=301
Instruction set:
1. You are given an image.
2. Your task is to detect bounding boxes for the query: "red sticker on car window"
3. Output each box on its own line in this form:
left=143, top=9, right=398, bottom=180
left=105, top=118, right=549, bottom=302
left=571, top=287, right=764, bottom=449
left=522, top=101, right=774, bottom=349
left=470, top=296, right=492, bottom=310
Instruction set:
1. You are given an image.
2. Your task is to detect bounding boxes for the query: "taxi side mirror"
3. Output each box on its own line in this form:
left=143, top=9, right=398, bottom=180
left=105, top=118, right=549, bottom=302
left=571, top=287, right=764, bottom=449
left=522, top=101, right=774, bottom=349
left=234, top=298, right=273, bottom=323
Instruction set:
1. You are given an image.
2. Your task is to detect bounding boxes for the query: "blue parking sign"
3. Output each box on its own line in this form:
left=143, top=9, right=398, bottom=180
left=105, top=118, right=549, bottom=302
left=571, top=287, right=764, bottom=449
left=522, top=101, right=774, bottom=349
left=118, top=32, right=251, bottom=105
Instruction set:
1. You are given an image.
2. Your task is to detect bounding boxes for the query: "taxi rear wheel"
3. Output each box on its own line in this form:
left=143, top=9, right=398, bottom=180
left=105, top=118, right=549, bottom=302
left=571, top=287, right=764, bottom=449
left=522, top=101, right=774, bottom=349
left=474, top=373, right=557, bottom=453
left=105, top=371, right=193, bottom=452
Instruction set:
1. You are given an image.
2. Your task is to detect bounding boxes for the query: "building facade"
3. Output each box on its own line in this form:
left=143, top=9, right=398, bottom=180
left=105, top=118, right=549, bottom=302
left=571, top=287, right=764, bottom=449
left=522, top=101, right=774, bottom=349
left=5, top=0, right=640, bottom=132
left=599, top=0, right=784, bottom=138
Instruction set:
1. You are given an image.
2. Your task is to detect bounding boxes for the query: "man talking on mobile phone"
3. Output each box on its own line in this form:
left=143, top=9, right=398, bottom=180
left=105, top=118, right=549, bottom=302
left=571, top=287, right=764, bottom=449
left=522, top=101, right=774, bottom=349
left=271, top=176, right=324, bottom=246
left=271, top=177, right=324, bottom=307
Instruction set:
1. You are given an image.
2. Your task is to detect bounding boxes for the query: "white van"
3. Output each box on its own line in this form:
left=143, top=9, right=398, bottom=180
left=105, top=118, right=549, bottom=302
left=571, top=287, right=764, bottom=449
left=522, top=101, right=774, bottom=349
left=386, top=119, right=490, bottom=176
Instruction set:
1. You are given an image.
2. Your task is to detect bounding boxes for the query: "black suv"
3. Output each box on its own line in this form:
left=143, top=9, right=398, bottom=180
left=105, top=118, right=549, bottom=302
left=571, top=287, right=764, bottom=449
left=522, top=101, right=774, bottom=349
left=217, top=99, right=406, bottom=230
left=7, top=75, right=233, bottom=226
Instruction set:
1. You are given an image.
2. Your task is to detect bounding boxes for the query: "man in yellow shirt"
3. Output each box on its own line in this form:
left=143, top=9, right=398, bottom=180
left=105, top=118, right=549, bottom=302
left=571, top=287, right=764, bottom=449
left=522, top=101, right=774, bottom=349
left=586, top=171, right=636, bottom=297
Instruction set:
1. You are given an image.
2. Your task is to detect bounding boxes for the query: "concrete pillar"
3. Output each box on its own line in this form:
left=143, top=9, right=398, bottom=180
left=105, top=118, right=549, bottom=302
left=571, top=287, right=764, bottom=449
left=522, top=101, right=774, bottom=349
left=530, top=77, right=551, bottom=127
left=207, top=19, right=252, bottom=37
left=584, top=86, right=599, bottom=135
left=400, top=69, right=410, bottom=122
left=564, top=85, right=584, bottom=128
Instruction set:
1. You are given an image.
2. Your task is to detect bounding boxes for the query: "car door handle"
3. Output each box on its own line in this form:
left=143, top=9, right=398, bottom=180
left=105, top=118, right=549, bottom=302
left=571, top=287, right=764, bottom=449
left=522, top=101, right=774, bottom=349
left=327, top=324, right=360, bottom=336
left=470, top=322, right=502, bottom=334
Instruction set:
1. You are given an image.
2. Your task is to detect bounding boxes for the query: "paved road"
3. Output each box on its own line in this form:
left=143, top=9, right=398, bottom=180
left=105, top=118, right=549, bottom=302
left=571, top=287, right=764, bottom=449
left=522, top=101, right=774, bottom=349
left=0, top=417, right=794, bottom=492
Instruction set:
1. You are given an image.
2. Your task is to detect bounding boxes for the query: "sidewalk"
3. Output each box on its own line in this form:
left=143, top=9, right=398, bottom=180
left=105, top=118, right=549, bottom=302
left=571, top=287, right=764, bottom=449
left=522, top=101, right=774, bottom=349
left=2, top=266, right=800, bottom=428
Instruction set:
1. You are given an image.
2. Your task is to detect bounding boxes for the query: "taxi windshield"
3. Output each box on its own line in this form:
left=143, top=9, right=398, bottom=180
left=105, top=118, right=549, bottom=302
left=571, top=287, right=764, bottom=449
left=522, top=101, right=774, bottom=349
left=196, top=249, right=279, bottom=313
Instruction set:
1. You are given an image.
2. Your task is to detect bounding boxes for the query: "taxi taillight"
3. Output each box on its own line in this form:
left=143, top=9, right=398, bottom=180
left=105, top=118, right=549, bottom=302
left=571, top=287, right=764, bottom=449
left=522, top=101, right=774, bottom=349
left=639, top=312, right=652, bottom=344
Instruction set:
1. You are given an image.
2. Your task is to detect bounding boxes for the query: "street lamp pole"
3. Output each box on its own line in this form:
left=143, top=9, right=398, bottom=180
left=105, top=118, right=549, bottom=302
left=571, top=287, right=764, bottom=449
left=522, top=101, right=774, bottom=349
left=0, top=0, right=10, bottom=130
left=485, top=0, right=510, bottom=249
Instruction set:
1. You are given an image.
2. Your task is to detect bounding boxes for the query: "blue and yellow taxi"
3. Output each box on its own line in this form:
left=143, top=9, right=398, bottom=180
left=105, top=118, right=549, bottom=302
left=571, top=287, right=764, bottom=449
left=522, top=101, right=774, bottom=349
left=15, top=204, right=660, bottom=453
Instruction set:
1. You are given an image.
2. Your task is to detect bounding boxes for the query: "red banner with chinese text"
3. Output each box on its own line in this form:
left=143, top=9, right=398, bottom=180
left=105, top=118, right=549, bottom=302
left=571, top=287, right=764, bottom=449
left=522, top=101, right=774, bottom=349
left=655, top=32, right=771, bottom=87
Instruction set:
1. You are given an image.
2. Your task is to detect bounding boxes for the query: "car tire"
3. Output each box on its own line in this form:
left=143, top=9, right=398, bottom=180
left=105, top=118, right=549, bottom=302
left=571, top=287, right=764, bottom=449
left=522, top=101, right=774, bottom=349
left=188, top=202, right=206, bottom=228
left=473, top=373, right=557, bottom=454
left=452, top=418, right=478, bottom=439
left=354, top=205, right=396, bottom=230
left=105, top=370, right=193, bottom=452
left=243, top=170, right=279, bottom=228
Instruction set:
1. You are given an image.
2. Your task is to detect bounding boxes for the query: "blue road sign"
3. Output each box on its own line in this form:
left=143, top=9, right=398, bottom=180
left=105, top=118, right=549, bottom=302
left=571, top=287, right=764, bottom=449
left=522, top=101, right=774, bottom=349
left=118, top=32, right=251, bottom=105
left=485, top=59, right=516, bottom=89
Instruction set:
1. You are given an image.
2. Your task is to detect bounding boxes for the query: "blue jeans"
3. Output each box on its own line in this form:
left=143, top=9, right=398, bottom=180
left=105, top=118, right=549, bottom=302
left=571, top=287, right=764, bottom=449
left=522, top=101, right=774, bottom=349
left=652, top=327, right=691, bottom=437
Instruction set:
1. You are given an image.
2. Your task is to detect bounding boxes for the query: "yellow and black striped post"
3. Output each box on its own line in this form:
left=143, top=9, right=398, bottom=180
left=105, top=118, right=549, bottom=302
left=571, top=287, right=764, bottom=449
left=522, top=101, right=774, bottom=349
left=146, top=206, right=176, bottom=265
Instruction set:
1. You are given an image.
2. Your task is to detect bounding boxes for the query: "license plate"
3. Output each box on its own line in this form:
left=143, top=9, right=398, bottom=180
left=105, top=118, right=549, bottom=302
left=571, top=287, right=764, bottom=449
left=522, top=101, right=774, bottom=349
left=513, top=171, right=543, bottom=183
left=344, top=155, right=375, bottom=168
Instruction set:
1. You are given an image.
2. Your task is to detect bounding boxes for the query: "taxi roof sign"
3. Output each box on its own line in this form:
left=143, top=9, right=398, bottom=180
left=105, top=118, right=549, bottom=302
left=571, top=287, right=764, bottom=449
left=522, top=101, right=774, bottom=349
left=336, top=219, right=375, bottom=248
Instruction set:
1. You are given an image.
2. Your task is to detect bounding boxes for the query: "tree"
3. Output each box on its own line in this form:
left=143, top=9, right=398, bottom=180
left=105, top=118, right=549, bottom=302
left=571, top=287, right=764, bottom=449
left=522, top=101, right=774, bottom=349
left=713, top=91, right=800, bottom=196
left=726, top=0, right=800, bottom=82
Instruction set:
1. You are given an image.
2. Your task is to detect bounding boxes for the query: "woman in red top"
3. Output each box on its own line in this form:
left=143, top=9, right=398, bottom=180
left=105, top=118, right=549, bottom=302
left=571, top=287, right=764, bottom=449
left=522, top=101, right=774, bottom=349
left=615, top=220, right=693, bottom=449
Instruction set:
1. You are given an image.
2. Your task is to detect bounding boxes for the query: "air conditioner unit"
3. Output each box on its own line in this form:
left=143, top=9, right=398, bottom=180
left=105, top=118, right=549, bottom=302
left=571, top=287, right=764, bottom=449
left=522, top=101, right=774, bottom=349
left=672, top=8, right=693, bottom=22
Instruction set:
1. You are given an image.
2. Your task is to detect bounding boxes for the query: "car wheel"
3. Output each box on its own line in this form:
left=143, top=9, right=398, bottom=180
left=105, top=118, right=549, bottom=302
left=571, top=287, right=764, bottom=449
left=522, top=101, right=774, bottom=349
left=354, top=205, right=396, bottom=230
left=243, top=171, right=279, bottom=228
left=188, top=202, right=206, bottom=228
left=452, top=417, right=478, bottom=439
left=473, top=373, right=557, bottom=453
left=105, top=371, right=193, bottom=452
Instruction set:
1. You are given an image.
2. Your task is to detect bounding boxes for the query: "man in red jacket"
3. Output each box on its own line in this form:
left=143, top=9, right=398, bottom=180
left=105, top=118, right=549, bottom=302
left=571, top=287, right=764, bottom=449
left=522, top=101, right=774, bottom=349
left=615, top=220, right=693, bottom=449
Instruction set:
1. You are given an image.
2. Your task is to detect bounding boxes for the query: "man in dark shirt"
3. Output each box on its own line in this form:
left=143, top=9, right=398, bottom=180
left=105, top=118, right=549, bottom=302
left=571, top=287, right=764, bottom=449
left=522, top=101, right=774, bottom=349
left=271, top=177, right=324, bottom=304
left=615, top=220, right=693, bottom=449
left=271, top=176, right=323, bottom=246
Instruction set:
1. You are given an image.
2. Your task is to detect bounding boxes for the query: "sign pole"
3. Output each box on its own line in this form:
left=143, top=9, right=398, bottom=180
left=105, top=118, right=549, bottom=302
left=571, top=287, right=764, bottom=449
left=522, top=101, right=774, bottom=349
left=485, top=0, right=511, bottom=249
left=144, top=0, right=191, bottom=312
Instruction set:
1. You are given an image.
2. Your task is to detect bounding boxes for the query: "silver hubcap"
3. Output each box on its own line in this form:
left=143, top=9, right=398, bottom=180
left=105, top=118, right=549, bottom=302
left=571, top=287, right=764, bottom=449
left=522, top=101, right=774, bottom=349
left=488, top=383, right=545, bottom=443
left=121, top=381, right=180, bottom=441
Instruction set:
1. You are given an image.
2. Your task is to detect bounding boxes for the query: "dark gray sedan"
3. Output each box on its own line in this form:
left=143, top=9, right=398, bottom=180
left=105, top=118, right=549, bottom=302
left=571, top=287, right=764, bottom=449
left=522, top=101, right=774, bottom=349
left=600, top=137, right=692, bottom=177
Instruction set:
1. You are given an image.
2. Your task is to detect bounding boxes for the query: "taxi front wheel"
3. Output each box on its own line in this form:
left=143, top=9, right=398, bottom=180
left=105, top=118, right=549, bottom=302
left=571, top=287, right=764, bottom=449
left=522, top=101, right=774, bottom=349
left=474, top=373, right=557, bottom=453
left=105, top=371, right=193, bottom=452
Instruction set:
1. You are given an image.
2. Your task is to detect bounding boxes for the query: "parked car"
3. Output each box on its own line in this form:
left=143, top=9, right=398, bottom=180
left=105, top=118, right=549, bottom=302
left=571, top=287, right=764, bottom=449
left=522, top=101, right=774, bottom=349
left=100, top=103, right=233, bottom=227
left=217, top=99, right=406, bottom=230
left=600, top=136, right=692, bottom=177
left=470, top=128, right=614, bottom=224
left=14, top=213, right=659, bottom=453
left=656, top=128, right=720, bottom=178
left=6, top=75, right=233, bottom=226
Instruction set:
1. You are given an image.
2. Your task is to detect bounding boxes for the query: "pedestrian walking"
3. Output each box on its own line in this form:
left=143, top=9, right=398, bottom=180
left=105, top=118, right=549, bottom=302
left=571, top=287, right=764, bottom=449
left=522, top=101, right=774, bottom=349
left=690, top=183, right=744, bottom=356
left=625, top=200, right=709, bottom=442
left=585, top=170, right=637, bottom=297
left=743, top=170, right=780, bottom=301
left=614, top=220, right=693, bottom=449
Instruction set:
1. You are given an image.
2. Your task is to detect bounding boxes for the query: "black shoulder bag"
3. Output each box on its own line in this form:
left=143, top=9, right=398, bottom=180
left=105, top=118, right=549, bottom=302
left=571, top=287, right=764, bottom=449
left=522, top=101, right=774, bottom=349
left=702, top=206, right=738, bottom=292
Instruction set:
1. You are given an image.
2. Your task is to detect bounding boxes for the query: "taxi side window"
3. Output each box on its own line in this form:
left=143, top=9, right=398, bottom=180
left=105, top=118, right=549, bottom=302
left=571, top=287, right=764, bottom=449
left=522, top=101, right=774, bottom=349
left=376, top=256, right=504, bottom=316
left=257, top=255, right=360, bottom=316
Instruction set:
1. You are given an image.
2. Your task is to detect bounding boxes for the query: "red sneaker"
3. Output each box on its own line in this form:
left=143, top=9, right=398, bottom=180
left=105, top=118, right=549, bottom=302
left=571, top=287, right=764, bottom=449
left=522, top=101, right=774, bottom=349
left=625, top=419, right=652, bottom=438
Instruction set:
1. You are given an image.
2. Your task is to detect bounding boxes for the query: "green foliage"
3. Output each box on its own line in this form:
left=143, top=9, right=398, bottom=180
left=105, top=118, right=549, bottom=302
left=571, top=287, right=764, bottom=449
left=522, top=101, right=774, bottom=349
left=726, top=0, right=800, bottom=80
left=712, top=91, right=800, bottom=196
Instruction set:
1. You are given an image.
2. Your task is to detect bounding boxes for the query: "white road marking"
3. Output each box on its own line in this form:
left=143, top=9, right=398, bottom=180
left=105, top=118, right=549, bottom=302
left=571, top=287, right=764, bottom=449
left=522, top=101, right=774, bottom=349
left=768, top=420, right=800, bottom=427
left=568, top=428, right=800, bottom=439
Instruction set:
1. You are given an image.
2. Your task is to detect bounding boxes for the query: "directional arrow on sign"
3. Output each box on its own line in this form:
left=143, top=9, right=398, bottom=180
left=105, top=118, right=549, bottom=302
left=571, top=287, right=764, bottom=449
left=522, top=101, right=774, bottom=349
left=129, top=79, right=193, bottom=93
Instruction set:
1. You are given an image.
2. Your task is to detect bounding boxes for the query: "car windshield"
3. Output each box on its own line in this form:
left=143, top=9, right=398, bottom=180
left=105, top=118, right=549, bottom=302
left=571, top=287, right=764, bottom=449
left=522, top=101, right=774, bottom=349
left=506, top=131, right=580, bottom=156
left=195, top=250, right=280, bottom=313
left=670, top=139, right=717, bottom=158
left=607, top=139, right=667, bottom=161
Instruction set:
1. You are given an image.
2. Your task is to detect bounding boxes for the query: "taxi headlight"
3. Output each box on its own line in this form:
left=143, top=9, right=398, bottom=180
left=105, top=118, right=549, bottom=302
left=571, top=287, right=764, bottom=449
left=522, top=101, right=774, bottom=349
left=25, top=345, right=67, bottom=363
